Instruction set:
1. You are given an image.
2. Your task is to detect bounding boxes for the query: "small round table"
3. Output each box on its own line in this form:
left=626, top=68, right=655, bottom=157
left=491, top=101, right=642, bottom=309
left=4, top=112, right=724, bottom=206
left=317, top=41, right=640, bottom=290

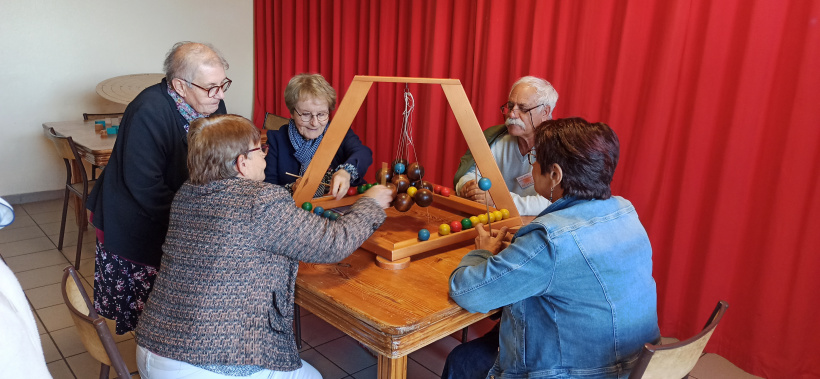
left=95, top=73, right=165, bottom=104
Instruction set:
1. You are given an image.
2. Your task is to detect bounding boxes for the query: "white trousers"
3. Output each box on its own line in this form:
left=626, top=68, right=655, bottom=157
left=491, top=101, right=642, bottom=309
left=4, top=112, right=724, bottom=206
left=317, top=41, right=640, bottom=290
left=137, top=345, right=322, bottom=379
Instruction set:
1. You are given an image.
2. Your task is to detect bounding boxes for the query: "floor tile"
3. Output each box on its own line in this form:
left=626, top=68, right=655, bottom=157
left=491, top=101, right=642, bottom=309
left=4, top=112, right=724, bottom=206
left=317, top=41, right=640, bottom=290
left=37, top=303, right=75, bottom=332
left=46, top=359, right=75, bottom=379
left=117, top=338, right=140, bottom=376
left=41, top=334, right=63, bottom=363
left=300, top=349, right=348, bottom=379
left=51, top=326, right=88, bottom=358
left=49, top=228, right=95, bottom=249
left=25, top=283, right=65, bottom=309
left=16, top=263, right=68, bottom=290
left=0, top=237, right=57, bottom=259
left=350, top=364, right=377, bottom=378
left=2, top=212, right=36, bottom=229
left=76, top=257, right=96, bottom=280
left=20, top=199, right=66, bottom=215
left=314, top=335, right=377, bottom=374
left=299, top=313, right=346, bottom=347
left=36, top=312, right=47, bottom=335
left=59, top=242, right=95, bottom=264
left=407, top=358, right=441, bottom=379
left=0, top=224, right=47, bottom=244
left=409, top=334, right=460, bottom=375
left=65, top=351, right=104, bottom=379
left=39, top=220, right=78, bottom=236
left=5, top=250, right=68, bottom=272
left=30, top=210, right=66, bottom=225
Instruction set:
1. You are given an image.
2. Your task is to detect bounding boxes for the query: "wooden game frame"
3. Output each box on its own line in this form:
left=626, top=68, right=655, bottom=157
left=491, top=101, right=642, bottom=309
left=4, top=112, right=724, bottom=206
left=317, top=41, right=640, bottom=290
left=293, top=76, right=522, bottom=266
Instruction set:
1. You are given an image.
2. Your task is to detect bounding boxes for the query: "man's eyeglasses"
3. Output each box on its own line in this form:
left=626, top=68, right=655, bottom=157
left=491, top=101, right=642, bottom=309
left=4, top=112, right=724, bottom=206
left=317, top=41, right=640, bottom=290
left=500, top=103, right=544, bottom=117
left=293, top=109, right=330, bottom=123
left=526, top=150, right=537, bottom=165
left=182, top=78, right=232, bottom=98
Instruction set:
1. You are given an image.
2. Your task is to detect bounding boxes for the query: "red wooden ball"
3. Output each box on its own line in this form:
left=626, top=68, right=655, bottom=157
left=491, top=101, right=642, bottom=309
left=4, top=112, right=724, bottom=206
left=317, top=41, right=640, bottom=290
left=391, top=174, right=410, bottom=193
left=347, top=187, right=358, bottom=197
left=449, top=220, right=463, bottom=233
left=414, top=188, right=434, bottom=207
left=440, top=187, right=451, bottom=197
left=407, top=162, right=425, bottom=182
left=393, top=193, right=414, bottom=212
left=434, top=184, right=443, bottom=194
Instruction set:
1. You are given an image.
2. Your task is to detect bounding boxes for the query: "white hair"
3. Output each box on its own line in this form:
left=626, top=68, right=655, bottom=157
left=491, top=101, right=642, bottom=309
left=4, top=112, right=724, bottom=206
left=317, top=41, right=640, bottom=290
left=510, top=76, right=559, bottom=119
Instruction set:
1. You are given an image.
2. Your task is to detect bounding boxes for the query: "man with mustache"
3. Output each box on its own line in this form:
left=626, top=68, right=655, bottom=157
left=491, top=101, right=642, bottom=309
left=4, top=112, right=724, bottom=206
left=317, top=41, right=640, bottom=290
left=454, top=76, right=558, bottom=215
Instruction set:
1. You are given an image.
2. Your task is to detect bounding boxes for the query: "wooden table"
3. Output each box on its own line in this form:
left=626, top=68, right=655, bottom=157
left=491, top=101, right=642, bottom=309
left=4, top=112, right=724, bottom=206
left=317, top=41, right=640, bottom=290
left=296, top=242, right=496, bottom=379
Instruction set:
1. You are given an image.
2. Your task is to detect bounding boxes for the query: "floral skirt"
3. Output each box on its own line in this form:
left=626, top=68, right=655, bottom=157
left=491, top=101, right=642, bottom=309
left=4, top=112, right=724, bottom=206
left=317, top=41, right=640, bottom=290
left=93, top=239, right=158, bottom=334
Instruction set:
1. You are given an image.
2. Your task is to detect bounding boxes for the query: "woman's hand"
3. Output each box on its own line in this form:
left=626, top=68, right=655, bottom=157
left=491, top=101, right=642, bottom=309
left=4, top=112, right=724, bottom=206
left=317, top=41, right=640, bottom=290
left=330, top=169, right=352, bottom=200
left=458, top=180, right=495, bottom=206
left=473, top=223, right=511, bottom=254
left=363, top=185, right=393, bottom=209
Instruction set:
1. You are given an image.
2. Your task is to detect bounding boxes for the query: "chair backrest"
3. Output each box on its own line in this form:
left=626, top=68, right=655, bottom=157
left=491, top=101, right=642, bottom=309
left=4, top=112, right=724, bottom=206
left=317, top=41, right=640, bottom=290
left=44, top=127, right=89, bottom=187
left=83, top=112, right=124, bottom=121
left=61, top=266, right=131, bottom=378
left=629, top=300, right=729, bottom=379
left=264, top=112, right=290, bottom=131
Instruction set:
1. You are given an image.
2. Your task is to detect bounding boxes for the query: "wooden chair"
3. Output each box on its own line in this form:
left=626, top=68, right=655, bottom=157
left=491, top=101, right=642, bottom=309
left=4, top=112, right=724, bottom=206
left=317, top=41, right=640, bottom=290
left=82, top=113, right=122, bottom=179
left=61, top=266, right=133, bottom=379
left=44, top=127, right=95, bottom=268
left=629, top=300, right=729, bottom=379
left=264, top=112, right=289, bottom=130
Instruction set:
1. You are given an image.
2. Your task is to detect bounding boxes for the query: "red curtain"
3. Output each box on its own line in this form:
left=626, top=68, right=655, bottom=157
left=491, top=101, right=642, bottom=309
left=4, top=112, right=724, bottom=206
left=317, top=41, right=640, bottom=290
left=253, top=1, right=820, bottom=377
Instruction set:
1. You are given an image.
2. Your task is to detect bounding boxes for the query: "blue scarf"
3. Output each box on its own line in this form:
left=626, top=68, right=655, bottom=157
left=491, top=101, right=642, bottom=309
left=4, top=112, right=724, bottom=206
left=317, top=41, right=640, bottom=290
left=288, top=119, right=329, bottom=175
left=166, top=84, right=209, bottom=132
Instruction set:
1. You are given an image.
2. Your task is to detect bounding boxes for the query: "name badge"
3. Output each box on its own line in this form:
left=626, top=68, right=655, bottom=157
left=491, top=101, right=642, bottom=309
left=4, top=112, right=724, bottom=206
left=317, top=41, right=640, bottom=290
left=516, top=173, right=534, bottom=189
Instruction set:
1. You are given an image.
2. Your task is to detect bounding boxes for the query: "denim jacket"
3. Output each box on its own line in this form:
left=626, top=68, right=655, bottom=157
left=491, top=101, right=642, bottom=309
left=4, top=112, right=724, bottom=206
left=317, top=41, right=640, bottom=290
left=450, top=196, right=660, bottom=378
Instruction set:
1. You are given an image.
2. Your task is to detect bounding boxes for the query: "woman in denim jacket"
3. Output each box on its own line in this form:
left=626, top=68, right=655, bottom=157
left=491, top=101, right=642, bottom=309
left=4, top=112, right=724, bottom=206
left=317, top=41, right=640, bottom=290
left=446, top=118, right=660, bottom=378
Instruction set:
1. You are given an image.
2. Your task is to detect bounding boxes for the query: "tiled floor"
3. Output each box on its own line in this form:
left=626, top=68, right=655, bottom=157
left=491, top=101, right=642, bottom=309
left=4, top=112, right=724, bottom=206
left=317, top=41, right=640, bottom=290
left=1, top=199, right=761, bottom=379
left=0, top=199, right=498, bottom=379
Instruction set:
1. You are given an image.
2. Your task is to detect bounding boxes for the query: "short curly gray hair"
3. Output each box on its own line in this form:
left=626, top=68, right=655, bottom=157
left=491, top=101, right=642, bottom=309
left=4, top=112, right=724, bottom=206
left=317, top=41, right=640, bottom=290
left=163, top=41, right=229, bottom=84
left=510, top=76, right=559, bottom=119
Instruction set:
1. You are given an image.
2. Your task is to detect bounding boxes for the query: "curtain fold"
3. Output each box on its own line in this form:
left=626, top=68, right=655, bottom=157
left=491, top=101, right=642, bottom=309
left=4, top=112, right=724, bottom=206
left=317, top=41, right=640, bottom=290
left=253, top=1, right=820, bottom=377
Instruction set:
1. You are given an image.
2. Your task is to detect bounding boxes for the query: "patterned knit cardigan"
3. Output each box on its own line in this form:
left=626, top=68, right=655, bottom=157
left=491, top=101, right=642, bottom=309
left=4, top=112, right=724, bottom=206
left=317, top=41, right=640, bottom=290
left=135, top=177, right=386, bottom=371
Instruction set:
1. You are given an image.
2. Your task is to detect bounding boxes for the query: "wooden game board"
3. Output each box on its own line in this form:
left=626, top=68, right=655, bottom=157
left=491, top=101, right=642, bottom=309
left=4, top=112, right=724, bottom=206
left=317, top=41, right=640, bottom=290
left=293, top=76, right=523, bottom=267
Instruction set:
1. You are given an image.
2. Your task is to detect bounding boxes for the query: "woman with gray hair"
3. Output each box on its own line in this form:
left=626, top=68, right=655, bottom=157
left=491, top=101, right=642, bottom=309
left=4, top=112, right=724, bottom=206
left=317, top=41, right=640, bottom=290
left=264, top=73, right=372, bottom=200
left=135, top=114, right=391, bottom=378
left=86, top=41, right=231, bottom=334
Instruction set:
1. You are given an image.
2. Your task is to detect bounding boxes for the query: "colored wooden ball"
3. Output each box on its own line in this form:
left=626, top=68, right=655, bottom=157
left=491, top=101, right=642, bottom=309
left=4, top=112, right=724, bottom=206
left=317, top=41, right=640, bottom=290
left=477, top=213, right=489, bottom=224
left=301, top=202, right=313, bottom=211
left=469, top=216, right=480, bottom=226
left=418, top=229, right=430, bottom=241
left=393, top=193, right=414, bottom=212
left=391, top=174, right=410, bottom=193
left=461, top=218, right=473, bottom=229
left=392, top=158, right=408, bottom=169
left=322, top=210, right=334, bottom=218
left=366, top=183, right=374, bottom=190
left=438, top=223, right=451, bottom=236
left=414, top=188, right=434, bottom=207
left=492, top=210, right=503, bottom=222
left=488, top=212, right=497, bottom=223
left=347, top=187, right=358, bottom=196
left=407, top=162, right=425, bottom=182
left=478, top=177, right=492, bottom=191
left=500, top=208, right=511, bottom=219
left=329, top=212, right=340, bottom=220
left=434, top=184, right=442, bottom=194
left=393, top=162, right=406, bottom=175
left=449, top=220, right=463, bottom=233
left=376, top=167, right=393, bottom=185
left=412, top=180, right=434, bottom=192
left=385, top=182, right=398, bottom=199
left=357, top=184, right=367, bottom=194
left=313, top=206, right=325, bottom=215
left=440, top=187, right=451, bottom=197
left=406, top=186, right=418, bottom=198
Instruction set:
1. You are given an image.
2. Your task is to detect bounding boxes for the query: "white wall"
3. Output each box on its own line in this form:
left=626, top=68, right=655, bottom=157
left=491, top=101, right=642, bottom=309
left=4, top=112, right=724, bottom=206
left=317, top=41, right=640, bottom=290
left=0, top=0, right=254, bottom=200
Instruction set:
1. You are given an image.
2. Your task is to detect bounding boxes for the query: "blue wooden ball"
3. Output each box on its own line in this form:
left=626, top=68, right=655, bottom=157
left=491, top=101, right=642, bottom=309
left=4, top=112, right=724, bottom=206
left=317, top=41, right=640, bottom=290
left=478, top=177, right=492, bottom=191
left=394, top=162, right=406, bottom=174
left=418, top=229, right=430, bottom=241
left=329, top=212, right=340, bottom=220
left=322, top=210, right=333, bottom=218
left=313, top=206, right=325, bottom=215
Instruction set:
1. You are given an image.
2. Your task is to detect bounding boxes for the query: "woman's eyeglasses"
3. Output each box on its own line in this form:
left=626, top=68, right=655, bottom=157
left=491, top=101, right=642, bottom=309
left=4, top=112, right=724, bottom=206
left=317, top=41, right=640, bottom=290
left=245, top=145, right=269, bottom=157
left=293, top=109, right=330, bottom=123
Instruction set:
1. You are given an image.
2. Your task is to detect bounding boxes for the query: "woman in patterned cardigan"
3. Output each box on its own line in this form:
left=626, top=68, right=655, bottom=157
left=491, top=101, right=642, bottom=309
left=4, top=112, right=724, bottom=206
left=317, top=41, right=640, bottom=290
left=135, top=114, right=392, bottom=379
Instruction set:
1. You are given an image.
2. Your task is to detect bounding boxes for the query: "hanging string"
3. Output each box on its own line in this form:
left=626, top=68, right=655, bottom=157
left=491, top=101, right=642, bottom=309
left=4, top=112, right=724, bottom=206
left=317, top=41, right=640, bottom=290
left=395, top=84, right=417, bottom=163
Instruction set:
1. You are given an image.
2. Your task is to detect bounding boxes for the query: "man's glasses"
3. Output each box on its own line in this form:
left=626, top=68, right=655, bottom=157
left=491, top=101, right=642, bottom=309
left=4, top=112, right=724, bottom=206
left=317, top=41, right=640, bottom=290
left=526, top=150, right=537, bottom=165
left=293, top=108, right=330, bottom=123
left=182, top=78, right=232, bottom=98
left=500, top=103, right=544, bottom=117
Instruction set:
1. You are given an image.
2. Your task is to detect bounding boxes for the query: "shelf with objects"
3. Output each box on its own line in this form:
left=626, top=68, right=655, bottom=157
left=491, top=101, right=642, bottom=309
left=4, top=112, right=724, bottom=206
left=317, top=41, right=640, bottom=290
left=293, top=76, right=522, bottom=269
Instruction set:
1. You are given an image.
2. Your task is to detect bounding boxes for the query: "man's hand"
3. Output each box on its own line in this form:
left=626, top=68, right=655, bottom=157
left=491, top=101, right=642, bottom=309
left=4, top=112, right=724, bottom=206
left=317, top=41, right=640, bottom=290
left=330, top=169, right=352, bottom=200
left=458, top=179, right=495, bottom=206
left=473, top=223, right=510, bottom=254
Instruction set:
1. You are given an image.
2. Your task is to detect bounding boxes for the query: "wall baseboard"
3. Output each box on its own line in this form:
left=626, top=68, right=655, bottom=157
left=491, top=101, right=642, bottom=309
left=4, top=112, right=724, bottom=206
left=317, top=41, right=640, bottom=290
left=2, top=190, right=64, bottom=205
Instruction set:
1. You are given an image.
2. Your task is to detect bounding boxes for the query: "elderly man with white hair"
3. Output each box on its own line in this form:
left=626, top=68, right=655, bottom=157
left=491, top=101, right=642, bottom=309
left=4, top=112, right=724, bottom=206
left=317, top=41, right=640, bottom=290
left=454, top=76, right=559, bottom=215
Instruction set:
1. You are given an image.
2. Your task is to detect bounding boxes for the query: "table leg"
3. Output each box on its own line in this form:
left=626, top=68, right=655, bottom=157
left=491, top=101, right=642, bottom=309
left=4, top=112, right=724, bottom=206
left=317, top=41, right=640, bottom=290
left=377, top=355, right=407, bottom=379
left=69, top=161, right=86, bottom=230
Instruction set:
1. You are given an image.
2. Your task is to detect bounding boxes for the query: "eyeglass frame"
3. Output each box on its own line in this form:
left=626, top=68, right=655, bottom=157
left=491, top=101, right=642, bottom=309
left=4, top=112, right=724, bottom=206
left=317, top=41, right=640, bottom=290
left=501, top=102, right=545, bottom=127
left=236, top=145, right=268, bottom=163
left=180, top=78, right=232, bottom=98
left=526, top=150, right=537, bottom=165
left=293, top=108, right=330, bottom=123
